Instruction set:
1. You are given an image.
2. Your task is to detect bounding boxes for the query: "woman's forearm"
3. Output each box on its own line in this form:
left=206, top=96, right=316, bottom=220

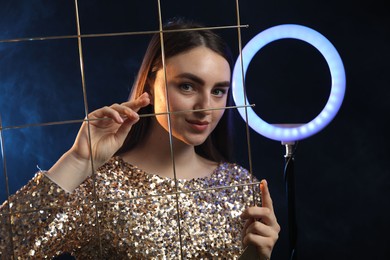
left=46, top=149, right=93, bottom=193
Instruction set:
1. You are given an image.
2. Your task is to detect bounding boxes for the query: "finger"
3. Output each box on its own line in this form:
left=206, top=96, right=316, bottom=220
left=242, top=232, right=274, bottom=256
left=90, top=106, right=125, bottom=124
left=122, top=92, right=151, bottom=112
left=241, top=218, right=254, bottom=244
left=260, top=179, right=274, bottom=212
left=245, top=221, right=274, bottom=237
left=243, top=218, right=254, bottom=232
left=240, top=206, right=271, bottom=221
left=115, top=115, right=140, bottom=142
left=110, top=103, right=140, bottom=121
left=242, top=222, right=279, bottom=256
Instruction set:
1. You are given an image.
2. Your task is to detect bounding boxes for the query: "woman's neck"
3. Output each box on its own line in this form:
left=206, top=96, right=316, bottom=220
left=121, top=119, right=217, bottom=179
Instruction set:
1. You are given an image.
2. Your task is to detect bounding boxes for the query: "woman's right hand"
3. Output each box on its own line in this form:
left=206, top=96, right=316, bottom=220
left=71, top=92, right=150, bottom=167
left=47, top=92, right=150, bottom=192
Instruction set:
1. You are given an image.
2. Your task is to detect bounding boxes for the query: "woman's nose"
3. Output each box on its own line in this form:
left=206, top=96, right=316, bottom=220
left=194, top=93, right=212, bottom=114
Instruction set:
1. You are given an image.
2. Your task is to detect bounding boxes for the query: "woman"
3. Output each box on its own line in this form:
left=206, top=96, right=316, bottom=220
left=0, top=18, right=280, bottom=259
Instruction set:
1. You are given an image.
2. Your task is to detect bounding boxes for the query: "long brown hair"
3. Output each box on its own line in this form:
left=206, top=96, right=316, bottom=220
left=116, top=17, right=234, bottom=162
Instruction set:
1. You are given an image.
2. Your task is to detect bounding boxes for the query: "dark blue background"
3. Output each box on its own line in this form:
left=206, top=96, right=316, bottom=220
left=0, top=0, right=389, bottom=259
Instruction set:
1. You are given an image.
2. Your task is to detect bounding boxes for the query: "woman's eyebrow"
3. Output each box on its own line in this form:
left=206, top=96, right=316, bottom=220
left=215, top=81, right=231, bottom=88
left=175, top=73, right=205, bottom=85
left=175, top=72, right=230, bottom=87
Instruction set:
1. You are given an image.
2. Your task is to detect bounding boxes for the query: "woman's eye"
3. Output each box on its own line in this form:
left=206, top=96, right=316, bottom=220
left=179, top=83, right=193, bottom=92
left=212, top=88, right=227, bottom=97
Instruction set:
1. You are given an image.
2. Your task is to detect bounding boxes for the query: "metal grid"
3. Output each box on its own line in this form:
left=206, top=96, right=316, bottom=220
left=0, top=0, right=260, bottom=257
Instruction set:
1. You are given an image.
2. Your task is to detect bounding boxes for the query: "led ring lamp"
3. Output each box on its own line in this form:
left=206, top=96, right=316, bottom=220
left=232, top=24, right=346, bottom=142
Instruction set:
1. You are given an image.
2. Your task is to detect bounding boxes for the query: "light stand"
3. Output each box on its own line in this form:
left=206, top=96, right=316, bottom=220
left=283, top=141, right=297, bottom=260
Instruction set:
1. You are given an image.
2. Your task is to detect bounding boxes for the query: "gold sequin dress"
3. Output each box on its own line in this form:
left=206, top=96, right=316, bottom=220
left=0, top=156, right=260, bottom=259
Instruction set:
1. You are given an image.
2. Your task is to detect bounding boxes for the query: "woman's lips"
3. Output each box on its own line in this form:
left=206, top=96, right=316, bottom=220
left=186, top=119, right=209, bottom=132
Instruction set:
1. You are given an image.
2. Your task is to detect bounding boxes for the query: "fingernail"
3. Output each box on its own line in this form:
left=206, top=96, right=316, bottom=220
left=260, top=179, right=268, bottom=191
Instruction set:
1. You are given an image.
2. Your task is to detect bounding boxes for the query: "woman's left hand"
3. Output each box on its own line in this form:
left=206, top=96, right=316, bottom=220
left=241, top=179, right=280, bottom=259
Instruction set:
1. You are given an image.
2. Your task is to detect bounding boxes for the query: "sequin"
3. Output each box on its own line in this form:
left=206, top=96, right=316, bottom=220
left=0, top=156, right=261, bottom=259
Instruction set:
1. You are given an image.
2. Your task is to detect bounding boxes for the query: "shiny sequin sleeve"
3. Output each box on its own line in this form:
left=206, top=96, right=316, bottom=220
left=0, top=157, right=261, bottom=259
left=0, top=171, right=98, bottom=259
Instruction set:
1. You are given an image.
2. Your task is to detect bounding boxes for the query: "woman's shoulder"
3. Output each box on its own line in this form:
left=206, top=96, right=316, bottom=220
left=216, top=161, right=251, bottom=175
left=218, top=161, right=248, bottom=171
left=208, top=161, right=259, bottom=184
left=95, top=156, right=147, bottom=182
left=97, top=156, right=143, bottom=174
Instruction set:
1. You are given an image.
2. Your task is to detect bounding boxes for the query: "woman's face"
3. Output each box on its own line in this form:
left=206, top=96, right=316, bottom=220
left=152, top=46, right=231, bottom=146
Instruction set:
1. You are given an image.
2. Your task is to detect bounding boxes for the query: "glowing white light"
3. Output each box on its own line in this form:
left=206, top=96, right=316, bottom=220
left=232, top=24, right=346, bottom=142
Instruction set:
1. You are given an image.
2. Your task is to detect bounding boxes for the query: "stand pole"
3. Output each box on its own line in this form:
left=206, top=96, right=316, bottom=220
left=283, top=141, right=297, bottom=260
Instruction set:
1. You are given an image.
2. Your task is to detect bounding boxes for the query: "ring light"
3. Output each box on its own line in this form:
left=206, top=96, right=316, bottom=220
left=232, top=24, right=346, bottom=142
